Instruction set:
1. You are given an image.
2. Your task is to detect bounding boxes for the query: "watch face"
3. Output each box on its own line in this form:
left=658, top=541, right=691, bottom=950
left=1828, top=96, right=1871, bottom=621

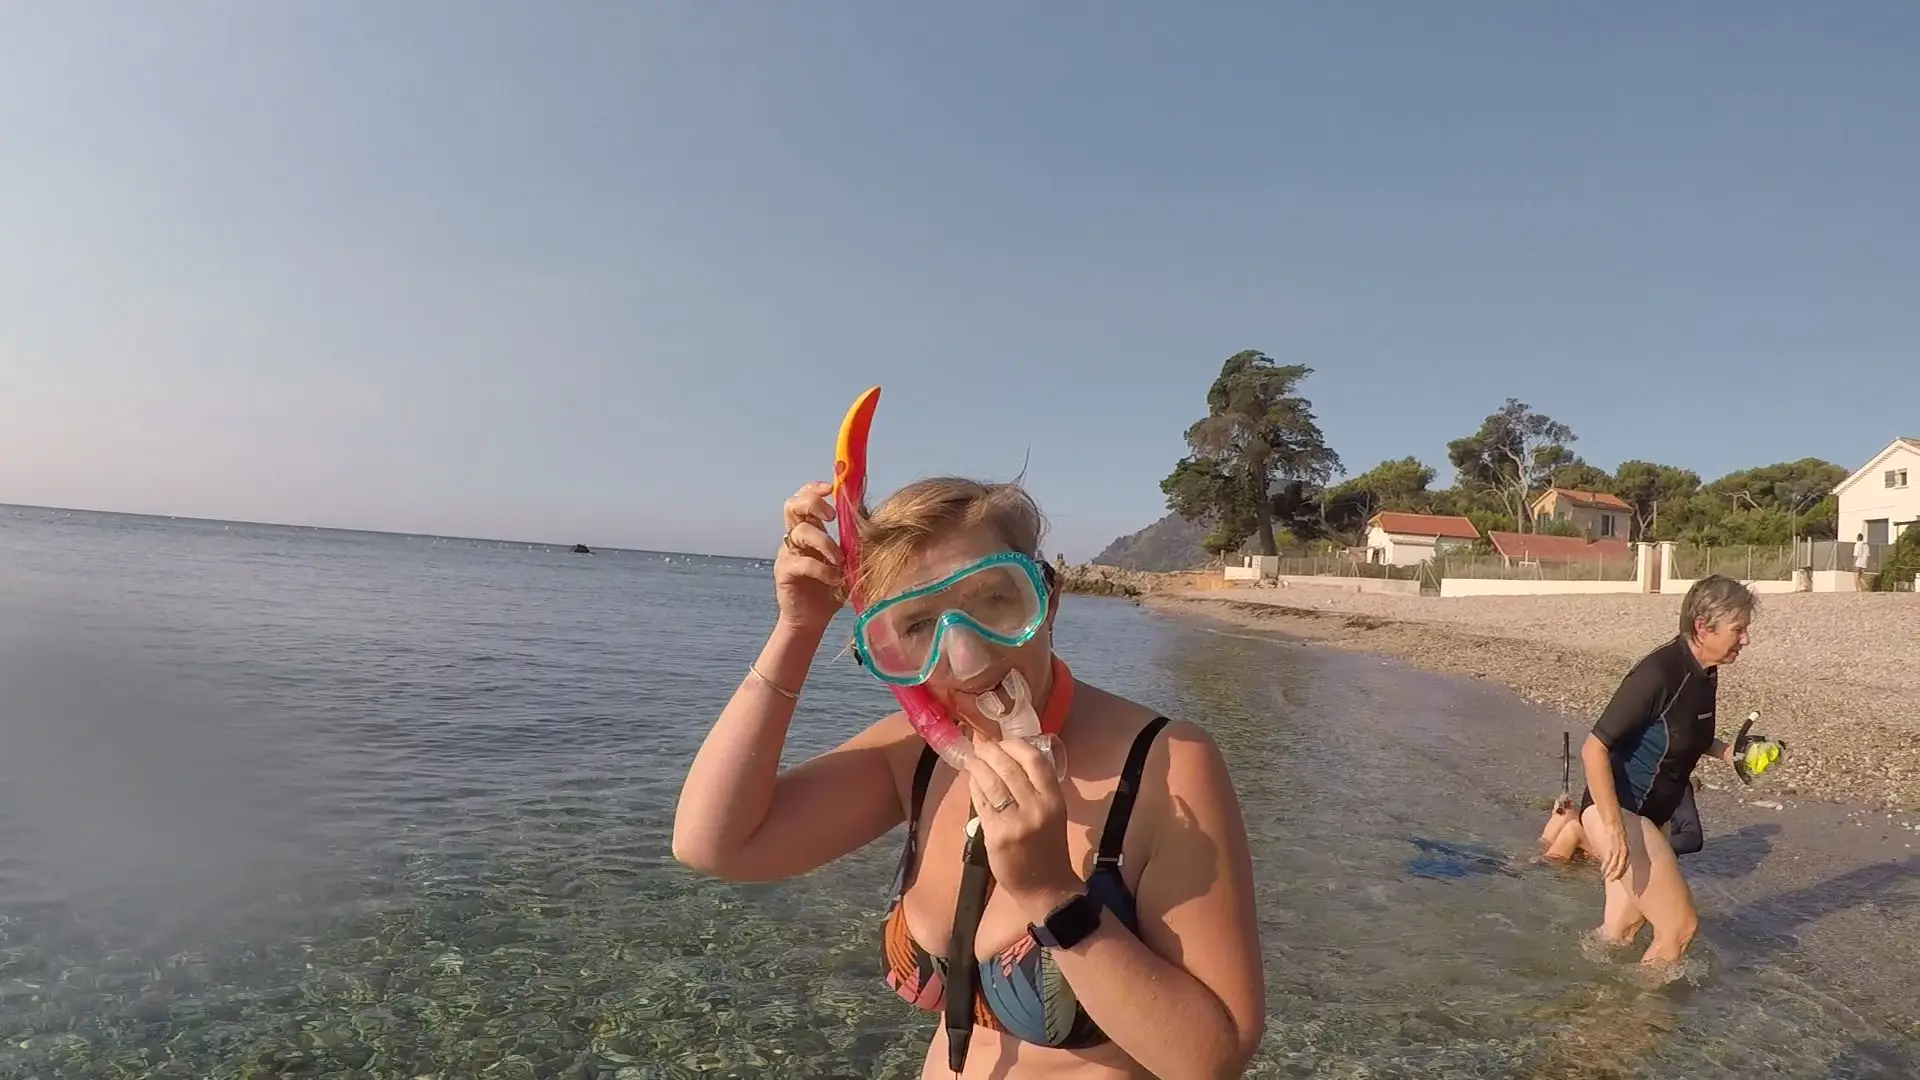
left=1041, top=894, right=1101, bottom=948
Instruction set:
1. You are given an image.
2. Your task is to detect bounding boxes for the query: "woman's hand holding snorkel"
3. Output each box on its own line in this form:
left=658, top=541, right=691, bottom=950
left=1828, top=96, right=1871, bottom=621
left=964, top=738, right=1080, bottom=913
left=775, top=481, right=846, bottom=634
left=672, top=478, right=895, bottom=883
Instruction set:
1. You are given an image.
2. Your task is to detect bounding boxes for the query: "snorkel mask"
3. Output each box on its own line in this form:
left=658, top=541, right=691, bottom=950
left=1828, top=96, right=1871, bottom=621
left=852, top=551, right=1050, bottom=687
left=831, top=387, right=1058, bottom=772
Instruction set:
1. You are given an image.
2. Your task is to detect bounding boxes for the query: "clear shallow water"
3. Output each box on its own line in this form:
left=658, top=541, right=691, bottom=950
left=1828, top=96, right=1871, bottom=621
left=0, top=506, right=1912, bottom=1079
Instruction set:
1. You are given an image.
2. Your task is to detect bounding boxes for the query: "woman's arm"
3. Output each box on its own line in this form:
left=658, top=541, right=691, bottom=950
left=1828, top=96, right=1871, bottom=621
left=1011, top=723, right=1266, bottom=1080
left=1582, top=659, right=1667, bottom=878
left=1580, top=734, right=1623, bottom=818
left=672, top=622, right=914, bottom=882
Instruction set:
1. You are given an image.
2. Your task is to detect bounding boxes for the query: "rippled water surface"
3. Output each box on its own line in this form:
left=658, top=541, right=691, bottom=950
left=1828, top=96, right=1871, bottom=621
left=0, top=506, right=1912, bottom=1079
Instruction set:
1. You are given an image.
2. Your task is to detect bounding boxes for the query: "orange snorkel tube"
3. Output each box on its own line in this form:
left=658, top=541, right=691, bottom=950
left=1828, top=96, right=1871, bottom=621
left=833, top=387, right=974, bottom=769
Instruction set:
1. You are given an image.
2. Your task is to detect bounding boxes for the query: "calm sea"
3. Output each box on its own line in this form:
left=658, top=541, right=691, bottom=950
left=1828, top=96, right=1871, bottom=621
left=0, top=506, right=1911, bottom=1079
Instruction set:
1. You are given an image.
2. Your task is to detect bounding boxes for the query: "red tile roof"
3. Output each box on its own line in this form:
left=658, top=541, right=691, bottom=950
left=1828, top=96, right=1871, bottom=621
left=1537, top=487, right=1633, bottom=512
left=1368, top=511, right=1481, bottom=541
left=1487, top=531, right=1632, bottom=563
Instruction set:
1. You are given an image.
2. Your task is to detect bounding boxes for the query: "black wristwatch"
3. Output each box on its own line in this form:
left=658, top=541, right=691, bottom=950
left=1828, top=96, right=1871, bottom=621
left=1029, top=893, right=1103, bottom=949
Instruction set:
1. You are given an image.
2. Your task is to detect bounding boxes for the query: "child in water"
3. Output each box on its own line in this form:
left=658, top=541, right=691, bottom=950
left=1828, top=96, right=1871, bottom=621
left=1541, top=773, right=1705, bottom=862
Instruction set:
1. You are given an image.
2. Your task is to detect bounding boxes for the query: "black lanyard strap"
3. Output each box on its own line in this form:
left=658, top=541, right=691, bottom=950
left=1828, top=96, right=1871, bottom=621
left=945, top=812, right=993, bottom=1074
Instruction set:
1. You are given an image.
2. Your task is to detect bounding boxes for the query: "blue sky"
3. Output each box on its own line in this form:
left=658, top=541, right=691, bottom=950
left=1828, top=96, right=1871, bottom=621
left=3, top=4, right=1915, bottom=560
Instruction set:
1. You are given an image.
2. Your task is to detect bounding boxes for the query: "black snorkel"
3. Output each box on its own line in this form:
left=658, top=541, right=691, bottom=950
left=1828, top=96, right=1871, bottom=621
left=1561, top=731, right=1572, bottom=802
left=1729, top=710, right=1788, bottom=786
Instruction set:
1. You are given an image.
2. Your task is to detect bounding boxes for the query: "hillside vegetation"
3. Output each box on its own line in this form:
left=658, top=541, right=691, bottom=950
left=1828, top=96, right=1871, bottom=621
left=1090, top=513, right=1215, bottom=572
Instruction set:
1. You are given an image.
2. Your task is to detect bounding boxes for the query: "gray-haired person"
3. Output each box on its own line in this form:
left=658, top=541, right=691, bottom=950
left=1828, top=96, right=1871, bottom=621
left=1576, top=575, right=1780, bottom=972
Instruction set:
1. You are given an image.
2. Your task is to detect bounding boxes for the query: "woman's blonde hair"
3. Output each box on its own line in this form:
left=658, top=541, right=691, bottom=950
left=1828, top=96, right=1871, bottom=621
left=852, top=476, right=1047, bottom=602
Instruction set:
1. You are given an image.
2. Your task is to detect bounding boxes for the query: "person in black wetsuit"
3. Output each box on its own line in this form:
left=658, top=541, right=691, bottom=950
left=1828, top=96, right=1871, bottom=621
left=1576, top=575, right=1762, bottom=970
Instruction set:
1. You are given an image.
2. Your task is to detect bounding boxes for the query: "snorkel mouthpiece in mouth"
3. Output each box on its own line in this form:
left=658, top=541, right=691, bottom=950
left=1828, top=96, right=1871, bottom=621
left=969, top=668, right=1063, bottom=776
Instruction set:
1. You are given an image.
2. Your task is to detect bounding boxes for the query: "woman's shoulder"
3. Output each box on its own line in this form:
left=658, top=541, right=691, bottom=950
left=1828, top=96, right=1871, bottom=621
left=1075, top=687, right=1234, bottom=802
left=1074, top=694, right=1251, bottom=899
left=1138, top=717, right=1234, bottom=805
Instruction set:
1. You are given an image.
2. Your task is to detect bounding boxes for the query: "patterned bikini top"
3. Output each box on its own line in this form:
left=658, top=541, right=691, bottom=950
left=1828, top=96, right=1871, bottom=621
left=880, top=716, right=1171, bottom=1048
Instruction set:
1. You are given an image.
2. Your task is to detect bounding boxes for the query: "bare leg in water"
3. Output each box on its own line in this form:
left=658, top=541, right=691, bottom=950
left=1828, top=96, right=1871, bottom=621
left=1579, top=804, right=1698, bottom=970
left=1539, top=799, right=1589, bottom=863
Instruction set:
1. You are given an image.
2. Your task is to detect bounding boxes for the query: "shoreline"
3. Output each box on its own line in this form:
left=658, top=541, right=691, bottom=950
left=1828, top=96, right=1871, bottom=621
left=1139, top=586, right=1920, bottom=815
left=1132, top=585, right=1920, bottom=1048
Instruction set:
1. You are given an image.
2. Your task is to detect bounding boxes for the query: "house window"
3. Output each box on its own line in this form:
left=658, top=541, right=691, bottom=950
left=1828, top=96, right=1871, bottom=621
left=1889, top=469, right=1910, bottom=489
left=1599, top=514, right=1616, bottom=538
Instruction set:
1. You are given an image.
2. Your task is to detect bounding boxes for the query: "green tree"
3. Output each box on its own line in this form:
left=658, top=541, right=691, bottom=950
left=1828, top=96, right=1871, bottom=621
left=1532, top=515, right=1586, bottom=538
left=1162, top=351, right=1342, bottom=556
left=1459, top=507, right=1519, bottom=538
left=1447, top=399, right=1577, bottom=531
left=1611, top=460, right=1701, bottom=540
left=1699, top=459, right=1847, bottom=540
left=1160, top=458, right=1259, bottom=556
left=1872, top=527, right=1920, bottom=592
left=1547, top=458, right=1615, bottom=495
left=1319, top=456, right=1437, bottom=537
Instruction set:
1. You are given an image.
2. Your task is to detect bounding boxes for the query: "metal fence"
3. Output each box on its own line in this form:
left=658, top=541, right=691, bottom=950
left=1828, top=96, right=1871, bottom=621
left=1255, top=552, right=1638, bottom=582
left=1235, top=537, right=1911, bottom=588
left=1798, top=539, right=1890, bottom=572
left=1432, top=553, right=1638, bottom=581
left=1271, top=555, right=1423, bottom=581
left=1666, top=544, right=1794, bottom=581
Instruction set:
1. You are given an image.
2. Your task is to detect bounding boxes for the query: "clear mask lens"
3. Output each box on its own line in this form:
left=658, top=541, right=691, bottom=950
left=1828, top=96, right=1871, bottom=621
left=940, top=624, right=998, bottom=683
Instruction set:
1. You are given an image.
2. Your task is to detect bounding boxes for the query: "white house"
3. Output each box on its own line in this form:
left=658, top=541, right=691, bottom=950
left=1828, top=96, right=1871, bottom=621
left=1365, top=511, right=1481, bottom=567
left=1833, top=436, right=1920, bottom=565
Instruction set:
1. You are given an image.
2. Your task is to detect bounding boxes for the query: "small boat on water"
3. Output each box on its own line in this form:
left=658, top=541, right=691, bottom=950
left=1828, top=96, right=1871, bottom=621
left=572, top=543, right=593, bottom=555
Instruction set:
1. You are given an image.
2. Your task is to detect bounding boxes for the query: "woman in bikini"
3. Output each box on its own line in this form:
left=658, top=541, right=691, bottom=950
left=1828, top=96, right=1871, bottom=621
left=674, top=477, right=1265, bottom=1079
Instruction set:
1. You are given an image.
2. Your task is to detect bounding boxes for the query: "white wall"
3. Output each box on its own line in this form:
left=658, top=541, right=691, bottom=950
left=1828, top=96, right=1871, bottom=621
left=1364, top=525, right=1474, bottom=567
left=1366, top=524, right=1428, bottom=567
left=1439, top=578, right=1641, bottom=597
left=1223, top=554, right=1281, bottom=581
left=1809, top=570, right=1859, bottom=593
left=1272, top=575, right=1421, bottom=596
left=1663, top=576, right=1800, bottom=595
left=1838, top=442, right=1920, bottom=547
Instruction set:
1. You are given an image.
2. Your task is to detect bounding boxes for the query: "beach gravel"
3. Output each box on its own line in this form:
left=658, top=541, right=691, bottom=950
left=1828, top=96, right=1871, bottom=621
left=1141, top=585, right=1920, bottom=811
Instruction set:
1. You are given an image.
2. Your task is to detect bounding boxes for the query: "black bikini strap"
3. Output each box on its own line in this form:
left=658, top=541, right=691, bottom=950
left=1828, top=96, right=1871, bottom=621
left=888, top=746, right=941, bottom=900
left=908, top=745, right=939, bottom=826
left=1094, top=716, right=1173, bottom=872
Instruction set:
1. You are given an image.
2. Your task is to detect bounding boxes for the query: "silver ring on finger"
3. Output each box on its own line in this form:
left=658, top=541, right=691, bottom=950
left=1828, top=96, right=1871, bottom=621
left=783, top=525, right=801, bottom=552
left=989, top=793, right=1015, bottom=813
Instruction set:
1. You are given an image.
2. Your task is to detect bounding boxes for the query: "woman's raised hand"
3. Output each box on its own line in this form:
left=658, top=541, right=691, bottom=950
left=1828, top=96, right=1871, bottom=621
left=774, top=481, right=846, bottom=634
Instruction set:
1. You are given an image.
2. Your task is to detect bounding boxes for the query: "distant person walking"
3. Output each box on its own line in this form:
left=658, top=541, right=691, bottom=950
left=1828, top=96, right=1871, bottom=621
left=1853, top=532, right=1872, bottom=589
left=1575, top=575, right=1778, bottom=976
